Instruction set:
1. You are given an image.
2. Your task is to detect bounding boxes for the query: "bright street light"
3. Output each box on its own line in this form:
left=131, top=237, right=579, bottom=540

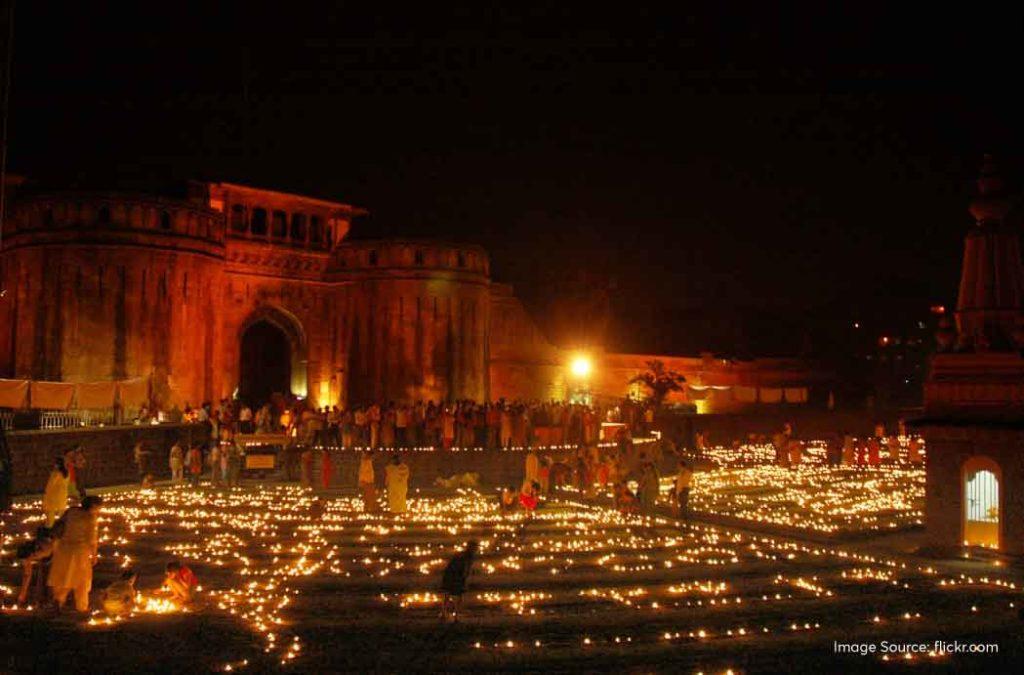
left=570, top=354, right=592, bottom=379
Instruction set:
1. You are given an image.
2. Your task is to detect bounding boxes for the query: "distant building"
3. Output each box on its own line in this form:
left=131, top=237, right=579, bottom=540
left=0, top=179, right=822, bottom=413
left=920, top=156, right=1024, bottom=554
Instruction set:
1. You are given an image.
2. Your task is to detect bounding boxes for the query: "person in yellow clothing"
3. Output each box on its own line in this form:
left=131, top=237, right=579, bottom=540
left=524, top=448, right=539, bottom=488
left=358, top=452, right=377, bottom=512
left=48, top=495, right=102, bottom=613
left=384, top=454, right=410, bottom=514
left=42, top=458, right=70, bottom=528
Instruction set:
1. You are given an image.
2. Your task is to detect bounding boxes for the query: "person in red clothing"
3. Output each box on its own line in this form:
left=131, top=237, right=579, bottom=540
left=320, top=448, right=333, bottom=490
left=163, top=560, right=198, bottom=604
left=186, top=444, right=203, bottom=486
left=867, top=437, right=881, bottom=465
left=519, top=481, right=540, bottom=512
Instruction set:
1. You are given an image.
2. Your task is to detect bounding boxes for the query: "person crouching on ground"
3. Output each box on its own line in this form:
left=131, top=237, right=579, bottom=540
left=500, top=485, right=517, bottom=511
left=440, top=540, right=479, bottom=622
left=162, top=560, right=198, bottom=604
left=101, top=570, right=138, bottom=616
left=48, top=495, right=102, bottom=613
left=614, top=482, right=638, bottom=515
left=16, top=526, right=55, bottom=605
left=519, top=481, right=541, bottom=512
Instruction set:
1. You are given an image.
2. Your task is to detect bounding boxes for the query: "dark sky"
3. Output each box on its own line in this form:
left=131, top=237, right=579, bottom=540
left=5, top=2, right=1024, bottom=356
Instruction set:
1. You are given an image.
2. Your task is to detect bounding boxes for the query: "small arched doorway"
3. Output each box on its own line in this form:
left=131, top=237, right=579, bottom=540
left=239, top=321, right=292, bottom=406
left=962, top=456, right=1000, bottom=549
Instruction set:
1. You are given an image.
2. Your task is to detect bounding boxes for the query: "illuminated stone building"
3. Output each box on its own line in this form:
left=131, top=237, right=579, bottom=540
left=921, top=157, right=1024, bottom=554
left=0, top=179, right=820, bottom=413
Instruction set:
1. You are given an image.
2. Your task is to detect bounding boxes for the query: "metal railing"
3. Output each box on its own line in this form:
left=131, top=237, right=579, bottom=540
left=0, top=409, right=118, bottom=431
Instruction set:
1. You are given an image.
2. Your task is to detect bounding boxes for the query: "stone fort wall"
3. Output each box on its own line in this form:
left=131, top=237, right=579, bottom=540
left=0, top=181, right=824, bottom=411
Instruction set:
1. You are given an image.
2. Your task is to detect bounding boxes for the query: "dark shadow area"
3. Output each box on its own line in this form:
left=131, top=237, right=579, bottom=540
left=238, top=320, right=291, bottom=406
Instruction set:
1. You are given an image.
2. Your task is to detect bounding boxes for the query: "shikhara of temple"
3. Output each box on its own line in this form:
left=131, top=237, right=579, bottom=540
left=919, top=155, right=1024, bottom=555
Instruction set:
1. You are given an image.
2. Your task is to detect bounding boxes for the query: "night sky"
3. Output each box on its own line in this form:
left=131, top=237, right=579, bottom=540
left=5, top=2, right=1024, bottom=357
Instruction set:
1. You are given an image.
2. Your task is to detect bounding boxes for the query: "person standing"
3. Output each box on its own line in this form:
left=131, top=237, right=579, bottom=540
left=48, top=495, right=102, bottom=613
left=239, top=404, right=254, bottom=434
left=385, top=454, right=410, bottom=514
left=186, top=444, right=203, bottom=486
left=219, top=433, right=231, bottom=485
left=440, top=540, right=478, bottom=622
left=368, top=404, right=381, bottom=448
left=637, top=459, right=660, bottom=513
left=63, top=448, right=80, bottom=499
left=169, top=441, right=184, bottom=483
left=42, top=458, right=70, bottom=528
left=208, top=442, right=221, bottom=486
left=675, top=461, right=693, bottom=520
left=358, top=451, right=376, bottom=512
left=441, top=406, right=455, bottom=449
left=327, top=406, right=341, bottom=448
left=395, top=405, right=409, bottom=448
left=132, top=442, right=149, bottom=485
left=524, top=448, right=539, bottom=488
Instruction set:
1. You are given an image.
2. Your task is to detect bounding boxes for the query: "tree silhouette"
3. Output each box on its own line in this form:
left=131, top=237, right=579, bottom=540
left=629, top=360, right=686, bottom=408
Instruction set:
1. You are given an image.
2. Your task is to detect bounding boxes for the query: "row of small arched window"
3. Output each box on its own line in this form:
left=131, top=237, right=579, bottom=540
left=229, top=204, right=331, bottom=249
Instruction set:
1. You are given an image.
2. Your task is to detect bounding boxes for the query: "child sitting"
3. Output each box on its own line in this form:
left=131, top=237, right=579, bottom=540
left=162, top=560, right=198, bottom=604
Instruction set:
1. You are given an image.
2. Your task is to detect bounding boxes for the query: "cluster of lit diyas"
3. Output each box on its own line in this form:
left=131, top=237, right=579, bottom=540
left=701, top=435, right=925, bottom=468
left=667, top=461, right=925, bottom=535
left=1, top=482, right=1019, bottom=671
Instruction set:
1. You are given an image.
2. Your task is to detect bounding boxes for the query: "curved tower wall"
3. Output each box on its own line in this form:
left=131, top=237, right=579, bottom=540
left=329, top=241, right=490, bottom=404
left=0, top=193, right=225, bottom=408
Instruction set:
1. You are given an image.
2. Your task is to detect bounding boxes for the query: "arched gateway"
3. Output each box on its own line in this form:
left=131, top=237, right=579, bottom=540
left=237, top=306, right=308, bottom=406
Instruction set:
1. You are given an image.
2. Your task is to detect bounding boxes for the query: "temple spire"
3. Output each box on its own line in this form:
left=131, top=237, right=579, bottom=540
left=954, top=155, right=1024, bottom=351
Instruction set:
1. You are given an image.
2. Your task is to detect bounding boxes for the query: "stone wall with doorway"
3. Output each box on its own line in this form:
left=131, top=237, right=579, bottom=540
left=919, top=424, right=1024, bottom=555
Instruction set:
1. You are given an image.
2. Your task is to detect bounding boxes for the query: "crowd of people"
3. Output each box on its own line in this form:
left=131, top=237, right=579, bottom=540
left=689, top=419, right=925, bottom=467
left=22, top=457, right=199, bottom=615
left=173, top=396, right=654, bottom=451
left=19, top=397, right=930, bottom=622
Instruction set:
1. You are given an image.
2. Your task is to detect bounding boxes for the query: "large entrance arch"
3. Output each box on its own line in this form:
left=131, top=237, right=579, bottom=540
left=237, top=306, right=308, bottom=406
left=962, top=456, right=1000, bottom=549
